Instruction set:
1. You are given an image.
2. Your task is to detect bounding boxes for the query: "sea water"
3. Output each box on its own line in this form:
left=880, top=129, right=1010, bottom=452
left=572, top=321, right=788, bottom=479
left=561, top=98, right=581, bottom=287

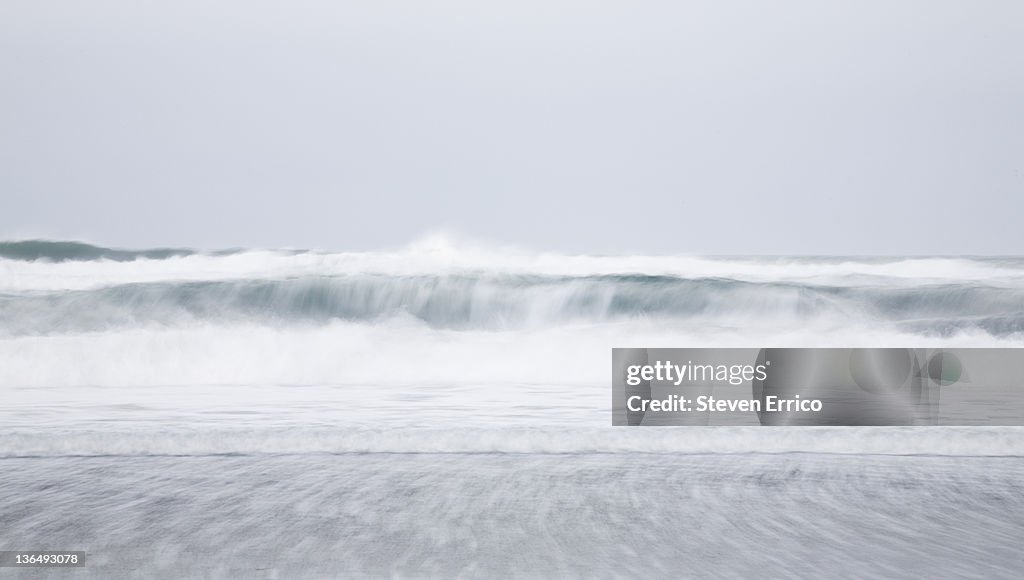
left=1, top=237, right=1022, bottom=578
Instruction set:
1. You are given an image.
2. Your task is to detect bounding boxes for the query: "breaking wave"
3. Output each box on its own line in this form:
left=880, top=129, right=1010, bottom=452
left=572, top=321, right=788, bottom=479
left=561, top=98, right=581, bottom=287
left=2, top=237, right=1023, bottom=455
left=2, top=238, right=1024, bottom=337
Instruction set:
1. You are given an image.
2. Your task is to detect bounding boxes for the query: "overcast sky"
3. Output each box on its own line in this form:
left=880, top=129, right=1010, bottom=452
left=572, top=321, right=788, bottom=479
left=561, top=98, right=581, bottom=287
left=1, top=1, right=1021, bottom=254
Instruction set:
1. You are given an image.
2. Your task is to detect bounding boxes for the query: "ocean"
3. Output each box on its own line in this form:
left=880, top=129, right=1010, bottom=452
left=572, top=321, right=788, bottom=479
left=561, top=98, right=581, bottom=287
left=1, top=238, right=1023, bottom=578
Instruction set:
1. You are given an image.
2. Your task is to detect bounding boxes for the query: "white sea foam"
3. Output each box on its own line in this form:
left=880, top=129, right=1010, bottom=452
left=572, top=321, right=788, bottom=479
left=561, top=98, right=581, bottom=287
left=2, top=234, right=1024, bottom=292
left=0, top=320, right=1017, bottom=391
left=2, top=426, right=1023, bottom=457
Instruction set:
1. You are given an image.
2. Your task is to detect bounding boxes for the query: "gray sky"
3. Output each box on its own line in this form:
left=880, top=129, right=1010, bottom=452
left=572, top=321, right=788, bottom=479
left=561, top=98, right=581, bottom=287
left=1, top=1, right=1022, bottom=254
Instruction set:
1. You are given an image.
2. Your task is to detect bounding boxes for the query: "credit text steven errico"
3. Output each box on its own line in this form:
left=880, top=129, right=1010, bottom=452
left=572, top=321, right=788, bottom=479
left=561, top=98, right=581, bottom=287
left=624, top=360, right=823, bottom=413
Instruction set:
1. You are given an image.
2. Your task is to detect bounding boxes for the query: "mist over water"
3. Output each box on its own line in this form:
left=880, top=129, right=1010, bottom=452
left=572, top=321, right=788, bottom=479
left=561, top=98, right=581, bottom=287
left=1, top=237, right=1023, bottom=455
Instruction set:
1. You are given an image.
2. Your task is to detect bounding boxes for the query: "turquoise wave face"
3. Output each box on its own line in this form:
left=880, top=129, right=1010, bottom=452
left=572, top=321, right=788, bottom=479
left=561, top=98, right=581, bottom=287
left=2, top=274, right=1024, bottom=336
